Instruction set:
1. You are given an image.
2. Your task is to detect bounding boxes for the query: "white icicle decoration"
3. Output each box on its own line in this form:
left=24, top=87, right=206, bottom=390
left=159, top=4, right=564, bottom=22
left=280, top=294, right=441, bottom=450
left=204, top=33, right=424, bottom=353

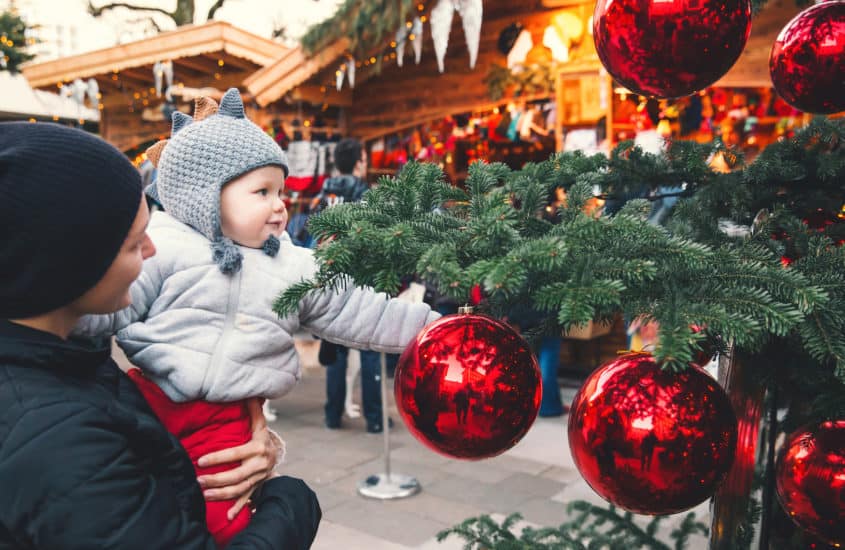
left=429, top=0, right=454, bottom=73
left=429, top=0, right=483, bottom=73
left=162, top=60, right=174, bottom=101
left=336, top=65, right=345, bottom=90
left=153, top=61, right=163, bottom=97
left=395, top=25, right=408, bottom=67
left=412, top=16, right=423, bottom=64
left=86, top=78, right=100, bottom=110
left=347, top=58, right=356, bottom=88
left=458, top=0, right=482, bottom=69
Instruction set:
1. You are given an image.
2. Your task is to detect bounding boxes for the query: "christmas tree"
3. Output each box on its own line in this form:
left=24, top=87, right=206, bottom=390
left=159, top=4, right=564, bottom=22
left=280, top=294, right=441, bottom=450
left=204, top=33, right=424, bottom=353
left=275, top=116, right=844, bottom=548
left=0, top=11, right=35, bottom=73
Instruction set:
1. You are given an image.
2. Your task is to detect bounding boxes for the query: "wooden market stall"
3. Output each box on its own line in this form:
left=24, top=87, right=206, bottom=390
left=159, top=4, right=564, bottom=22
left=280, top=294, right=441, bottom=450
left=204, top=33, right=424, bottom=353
left=245, top=0, right=587, bottom=184
left=22, top=21, right=288, bottom=153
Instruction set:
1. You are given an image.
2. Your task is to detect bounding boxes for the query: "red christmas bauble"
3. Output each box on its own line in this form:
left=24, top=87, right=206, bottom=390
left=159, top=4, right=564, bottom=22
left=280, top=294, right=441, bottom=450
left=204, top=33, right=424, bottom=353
left=568, top=352, right=737, bottom=515
left=394, top=314, right=541, bottom=460
left=770, top=2, right=845, bottom=115
left=593, top=0, right=752, bottom=98
left=776, top=420, right=845, bottom=546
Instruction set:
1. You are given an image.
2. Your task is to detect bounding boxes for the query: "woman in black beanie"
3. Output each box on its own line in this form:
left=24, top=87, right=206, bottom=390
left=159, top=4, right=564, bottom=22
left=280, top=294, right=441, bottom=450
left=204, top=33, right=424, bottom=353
left=0, top=122, right=321, bottom=549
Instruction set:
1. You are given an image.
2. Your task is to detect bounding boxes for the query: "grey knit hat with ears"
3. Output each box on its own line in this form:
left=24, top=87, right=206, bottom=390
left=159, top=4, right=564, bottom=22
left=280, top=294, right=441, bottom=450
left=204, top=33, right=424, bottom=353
left=153, top=88, right=289, bottom=274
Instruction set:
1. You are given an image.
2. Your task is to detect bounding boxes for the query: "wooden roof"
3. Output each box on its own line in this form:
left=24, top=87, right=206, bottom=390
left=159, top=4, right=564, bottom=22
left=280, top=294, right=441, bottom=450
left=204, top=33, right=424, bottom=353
left=246, top=0, right=550, bottom=108
left=244, top=38, right=351, bottom=107
left=20, top=21, right=289, bottom=152
left=22, top=21, right=287, bottom=90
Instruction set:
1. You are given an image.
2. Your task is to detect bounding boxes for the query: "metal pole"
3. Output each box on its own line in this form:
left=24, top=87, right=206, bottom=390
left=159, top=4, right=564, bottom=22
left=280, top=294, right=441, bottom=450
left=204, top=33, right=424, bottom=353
left=381, top=351, right=391, bottom=481
left=357, top=352, right=420, bottom=499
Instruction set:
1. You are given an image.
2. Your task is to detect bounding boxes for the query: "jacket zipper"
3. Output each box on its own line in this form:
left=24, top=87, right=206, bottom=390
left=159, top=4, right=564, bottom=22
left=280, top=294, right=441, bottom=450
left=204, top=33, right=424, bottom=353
left=201, top=267, right=243, bottom=397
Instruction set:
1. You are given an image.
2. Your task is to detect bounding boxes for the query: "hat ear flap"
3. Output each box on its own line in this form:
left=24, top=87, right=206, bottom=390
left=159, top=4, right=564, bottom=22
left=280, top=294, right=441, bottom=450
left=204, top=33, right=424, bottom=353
left=171, top=111, right=193, bottom=135
left=218, top=88, right=245, bottom=119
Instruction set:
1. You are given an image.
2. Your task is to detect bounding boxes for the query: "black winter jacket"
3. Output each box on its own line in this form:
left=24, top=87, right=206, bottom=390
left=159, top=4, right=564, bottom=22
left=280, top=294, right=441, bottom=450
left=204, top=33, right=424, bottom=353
left=0, top=320, right=321, bottom=549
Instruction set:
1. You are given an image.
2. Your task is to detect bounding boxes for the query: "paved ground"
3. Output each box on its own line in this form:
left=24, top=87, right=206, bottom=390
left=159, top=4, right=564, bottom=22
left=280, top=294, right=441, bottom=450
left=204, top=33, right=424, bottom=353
left=265, top=340, right=711, bottom=549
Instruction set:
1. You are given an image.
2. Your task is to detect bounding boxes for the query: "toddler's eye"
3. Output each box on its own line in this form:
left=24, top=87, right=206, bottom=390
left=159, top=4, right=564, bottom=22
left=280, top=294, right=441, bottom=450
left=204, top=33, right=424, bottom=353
left=257, top=189, right=268, bottom=196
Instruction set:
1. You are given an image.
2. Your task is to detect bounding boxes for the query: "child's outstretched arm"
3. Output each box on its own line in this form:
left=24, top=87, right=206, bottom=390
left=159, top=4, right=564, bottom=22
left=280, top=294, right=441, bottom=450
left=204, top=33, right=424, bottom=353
left=72, top=258, right=163, bottom=339
left=299, top=280, right=441, bottom=353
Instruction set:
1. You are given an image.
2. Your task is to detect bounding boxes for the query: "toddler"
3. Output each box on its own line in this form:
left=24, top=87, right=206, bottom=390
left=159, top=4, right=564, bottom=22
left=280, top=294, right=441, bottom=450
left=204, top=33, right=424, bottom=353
left=75, top=88, right=438, bottom=546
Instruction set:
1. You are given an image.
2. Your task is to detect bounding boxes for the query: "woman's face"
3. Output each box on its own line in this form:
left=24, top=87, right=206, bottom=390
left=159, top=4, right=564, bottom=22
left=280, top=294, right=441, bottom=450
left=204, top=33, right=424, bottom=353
left=69, top=197, right=156, bottom=315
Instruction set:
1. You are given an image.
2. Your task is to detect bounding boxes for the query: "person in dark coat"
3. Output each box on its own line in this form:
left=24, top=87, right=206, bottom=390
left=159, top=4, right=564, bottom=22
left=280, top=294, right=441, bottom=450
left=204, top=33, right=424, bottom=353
left=0, top=122, right=321, bottom=549
left=315, top=138, right=399, bottom=433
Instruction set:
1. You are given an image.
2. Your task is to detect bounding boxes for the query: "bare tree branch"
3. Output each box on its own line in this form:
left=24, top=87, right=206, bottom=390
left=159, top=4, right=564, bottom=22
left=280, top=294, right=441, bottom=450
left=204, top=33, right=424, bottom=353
left=88, top=1, right=175, bottom=24
left=207, top=0, right=228, bottom=21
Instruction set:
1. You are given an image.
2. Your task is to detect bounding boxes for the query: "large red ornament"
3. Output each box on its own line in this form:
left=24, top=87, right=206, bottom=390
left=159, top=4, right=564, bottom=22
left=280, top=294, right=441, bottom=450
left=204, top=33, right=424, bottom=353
left=775, top=420, right=845, bottom=546
left=568, top=352, right=737, bottom=515
left=394, top=313, right=541, bottom=460
left=770, top=2, right=845, bottom=115
left=593, top=0, right=752, bottom=98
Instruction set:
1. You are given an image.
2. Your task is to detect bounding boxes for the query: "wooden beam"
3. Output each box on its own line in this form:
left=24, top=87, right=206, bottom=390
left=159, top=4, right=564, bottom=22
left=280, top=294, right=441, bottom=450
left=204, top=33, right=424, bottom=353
left=246, top=38, right=351, bottom=107
left=352, top=93, right=552, bottom=142
left=242, top=47, right=303, bottom=97
left=22, top=21, right=286, bottom=89
left=290, top=84, right=353, bottom=107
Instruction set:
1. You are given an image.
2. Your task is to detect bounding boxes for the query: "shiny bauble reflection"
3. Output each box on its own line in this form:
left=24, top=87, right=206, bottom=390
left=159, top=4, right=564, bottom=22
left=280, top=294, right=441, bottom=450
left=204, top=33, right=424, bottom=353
left=568, top=352, right=737, bottom=515
left=770, top=2, right=845, bottom=114
left=593, top=0, right=752, bottom=98
left=394, top=314, right=541, bottom=460
left=776, top=420, right=845, bottom=546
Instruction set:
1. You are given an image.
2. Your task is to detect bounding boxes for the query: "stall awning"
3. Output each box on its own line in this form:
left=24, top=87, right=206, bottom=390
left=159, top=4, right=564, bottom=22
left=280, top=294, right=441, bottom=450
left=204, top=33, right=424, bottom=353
left=0, top=72, right=98, bottom=121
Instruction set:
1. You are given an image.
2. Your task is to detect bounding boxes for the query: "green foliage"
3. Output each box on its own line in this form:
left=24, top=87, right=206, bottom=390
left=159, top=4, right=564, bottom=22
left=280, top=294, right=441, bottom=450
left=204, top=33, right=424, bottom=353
left=0, top=11, right=34, bottom=73
left=436, top=506, right=708, bottom=550
left=300, top=0, right=417, bottom=58
left=274, top=121, right=843, bottom=374
left=484, top=62, right=556, bottom=102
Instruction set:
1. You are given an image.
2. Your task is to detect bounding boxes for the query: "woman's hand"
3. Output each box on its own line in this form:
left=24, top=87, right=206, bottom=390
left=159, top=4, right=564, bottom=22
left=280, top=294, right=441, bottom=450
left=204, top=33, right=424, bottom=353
left=196, top=398, right=284, bottom=519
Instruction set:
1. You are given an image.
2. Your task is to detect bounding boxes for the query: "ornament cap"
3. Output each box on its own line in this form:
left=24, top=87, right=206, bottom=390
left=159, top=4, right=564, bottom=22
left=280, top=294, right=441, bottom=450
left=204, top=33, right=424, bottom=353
left=457, top=305, right=474, bottom=315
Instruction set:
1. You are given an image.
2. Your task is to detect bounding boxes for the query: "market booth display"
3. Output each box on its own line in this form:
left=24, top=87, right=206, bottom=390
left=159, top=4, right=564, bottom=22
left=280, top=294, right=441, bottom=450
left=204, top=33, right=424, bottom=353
left=22, top=21, right=288, bottom=154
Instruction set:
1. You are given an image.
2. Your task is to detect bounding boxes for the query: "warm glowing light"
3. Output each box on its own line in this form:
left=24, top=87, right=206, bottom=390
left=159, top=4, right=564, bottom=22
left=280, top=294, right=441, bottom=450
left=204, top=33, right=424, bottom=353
left=218, top=59, right=225, bottom=66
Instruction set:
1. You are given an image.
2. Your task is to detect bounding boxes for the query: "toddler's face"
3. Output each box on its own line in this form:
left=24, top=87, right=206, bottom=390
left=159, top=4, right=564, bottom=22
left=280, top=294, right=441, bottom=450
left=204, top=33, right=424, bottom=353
left=220, top=165, right=287, bottom=248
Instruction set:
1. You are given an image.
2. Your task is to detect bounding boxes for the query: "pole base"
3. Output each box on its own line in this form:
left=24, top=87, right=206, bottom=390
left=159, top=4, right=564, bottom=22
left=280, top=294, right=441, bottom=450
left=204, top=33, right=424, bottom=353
left=357, top=473, right=421, bottom=500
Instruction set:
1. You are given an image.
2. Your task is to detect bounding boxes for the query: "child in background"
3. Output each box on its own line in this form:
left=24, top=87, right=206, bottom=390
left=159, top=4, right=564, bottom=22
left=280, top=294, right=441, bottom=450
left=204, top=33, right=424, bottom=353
left=75, top=88, right=439, bottom=547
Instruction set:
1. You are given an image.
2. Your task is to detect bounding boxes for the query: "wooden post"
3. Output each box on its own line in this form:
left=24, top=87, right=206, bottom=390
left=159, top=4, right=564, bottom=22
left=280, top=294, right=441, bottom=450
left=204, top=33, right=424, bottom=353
left=709, top=347, right=767, bottom=549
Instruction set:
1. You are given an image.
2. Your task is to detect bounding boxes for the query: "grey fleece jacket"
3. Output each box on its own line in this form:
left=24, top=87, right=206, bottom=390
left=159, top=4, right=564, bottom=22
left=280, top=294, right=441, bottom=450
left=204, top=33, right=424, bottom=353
left=75, top=210, right=439, bottom=403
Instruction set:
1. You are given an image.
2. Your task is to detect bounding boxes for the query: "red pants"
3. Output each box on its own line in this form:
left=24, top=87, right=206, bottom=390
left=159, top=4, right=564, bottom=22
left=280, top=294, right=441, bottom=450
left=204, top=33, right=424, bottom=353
left=128, top=369, right=252, bottom=548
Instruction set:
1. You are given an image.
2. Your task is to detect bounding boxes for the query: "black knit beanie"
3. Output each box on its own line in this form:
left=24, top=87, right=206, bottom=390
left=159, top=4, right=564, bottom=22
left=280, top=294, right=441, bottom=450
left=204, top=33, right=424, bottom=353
left=0, top=122, right=142, bottom=319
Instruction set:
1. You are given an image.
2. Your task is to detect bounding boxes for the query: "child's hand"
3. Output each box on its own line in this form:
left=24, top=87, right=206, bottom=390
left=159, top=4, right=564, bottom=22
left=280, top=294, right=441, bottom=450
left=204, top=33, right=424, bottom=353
left=195, top=398, right=284, bottom=519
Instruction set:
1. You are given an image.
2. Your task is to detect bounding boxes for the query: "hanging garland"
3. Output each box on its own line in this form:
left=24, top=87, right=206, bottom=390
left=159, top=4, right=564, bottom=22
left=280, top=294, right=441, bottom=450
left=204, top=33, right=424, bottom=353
left=301, top=0, right=423, bottom=58
left=301, top=0, right=806, bottom=61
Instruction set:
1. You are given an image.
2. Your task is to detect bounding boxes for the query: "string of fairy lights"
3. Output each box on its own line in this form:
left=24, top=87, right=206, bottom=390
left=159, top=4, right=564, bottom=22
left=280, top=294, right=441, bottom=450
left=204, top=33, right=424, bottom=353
left=319, top=2, right=431, bottom=107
